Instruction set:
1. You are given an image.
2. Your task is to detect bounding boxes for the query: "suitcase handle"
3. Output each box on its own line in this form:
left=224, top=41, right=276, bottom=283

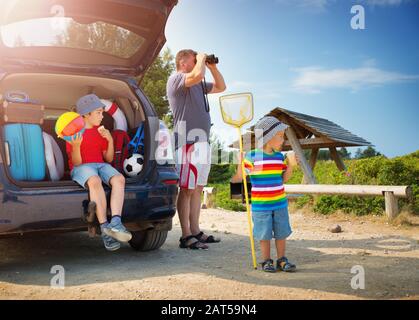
left=5, top=91, right=30, bottom=103
left=4, top=141, right=11, bottom=167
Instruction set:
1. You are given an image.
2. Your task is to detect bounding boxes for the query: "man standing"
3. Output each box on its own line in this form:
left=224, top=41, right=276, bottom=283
left=167, top=50, right=226, bottom=250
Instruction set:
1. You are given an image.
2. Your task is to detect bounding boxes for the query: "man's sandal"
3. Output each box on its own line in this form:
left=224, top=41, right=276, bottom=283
left=193, top=231, right=221, bottom=243
left=179, top=235, right=209, bottom=250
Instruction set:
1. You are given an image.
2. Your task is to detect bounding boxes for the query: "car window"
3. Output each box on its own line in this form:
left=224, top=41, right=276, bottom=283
left=1, top=17, right=145, bottom=59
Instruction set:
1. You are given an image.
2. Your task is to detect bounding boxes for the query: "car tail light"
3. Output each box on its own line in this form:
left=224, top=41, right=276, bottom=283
left=162, top=179, right=178, bottom=185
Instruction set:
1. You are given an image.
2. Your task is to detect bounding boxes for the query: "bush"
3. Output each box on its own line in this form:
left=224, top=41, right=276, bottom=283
left=207, top=150, right=419, bottom=215
left=208, top=183, right=246, bottom=212
left=412, top=185, right=419, bottom=214
left=294, top=194, right=313, bottom=209
left=310, top=152, right=418, bottom=215
left=313, top=195, right=385, bottom=216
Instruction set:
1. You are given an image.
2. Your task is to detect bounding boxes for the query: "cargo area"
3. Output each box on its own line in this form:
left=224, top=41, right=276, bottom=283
left=0, top=73, right=148, bottom=187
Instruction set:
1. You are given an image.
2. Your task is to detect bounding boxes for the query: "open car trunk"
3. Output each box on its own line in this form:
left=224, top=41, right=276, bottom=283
left=0, top=72, right=149, bottom=187
left=0, top=0, right=178, bottom=77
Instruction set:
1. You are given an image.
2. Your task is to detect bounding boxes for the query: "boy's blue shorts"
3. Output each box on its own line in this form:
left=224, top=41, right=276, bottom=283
left=252, top=206, right=292, bottom=240
left=71, top=163, right=121, bottom=189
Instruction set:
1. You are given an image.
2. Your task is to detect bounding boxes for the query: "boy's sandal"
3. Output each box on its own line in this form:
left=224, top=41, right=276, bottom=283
left=179, top=235, right=209, bottom=250
left=261, top=259, right=276, bottom=273
left=277, top=257, right=296, bottom=272
left=193, top=231, right=221, bottom=243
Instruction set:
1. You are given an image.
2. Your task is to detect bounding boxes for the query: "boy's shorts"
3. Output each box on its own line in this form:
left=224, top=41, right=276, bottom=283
left=175, top=142, right=211, bottom=189
left=252, top=206, right=292, bottom=240
left=71, top=163, right=121, bottom=189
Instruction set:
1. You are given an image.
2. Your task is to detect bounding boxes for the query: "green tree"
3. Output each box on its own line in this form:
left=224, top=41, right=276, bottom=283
left=318, top=150, right=331, bottom=160
left=210, top=132, right=230, bottom=164
left=338, top=147, right=351, bottom=159
left=56, top=21, right=143, bottom=58
left=355, top=146, right=382, bottom=159
left=304, top=148, right=350, bottom=161
left=208, top=132, right=235, bottom=183
left=138, top=48, right=175, bottom=121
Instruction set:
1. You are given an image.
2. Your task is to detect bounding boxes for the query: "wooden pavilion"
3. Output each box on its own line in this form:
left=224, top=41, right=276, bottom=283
left=230, top=107, right=372, bottom=184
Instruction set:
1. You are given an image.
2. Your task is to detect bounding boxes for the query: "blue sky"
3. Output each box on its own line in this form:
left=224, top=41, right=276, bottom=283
left=164, top=0, right=419, bottom=157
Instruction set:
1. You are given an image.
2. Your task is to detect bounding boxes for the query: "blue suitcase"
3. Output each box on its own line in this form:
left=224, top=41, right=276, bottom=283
left=4, top=123, right=46, bottom=181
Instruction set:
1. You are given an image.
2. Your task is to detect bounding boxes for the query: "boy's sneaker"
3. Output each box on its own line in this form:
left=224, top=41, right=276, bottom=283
left=261, top=259, right=276, bottom=273
left=102, top=234, right=121, bottom=251
left=103, top=219, right=132, bottom=243
left=276, top=257, right=296, bottom=272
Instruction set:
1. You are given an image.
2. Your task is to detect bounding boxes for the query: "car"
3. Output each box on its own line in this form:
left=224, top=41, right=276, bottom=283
left=0, top=0, right=179, bottom=251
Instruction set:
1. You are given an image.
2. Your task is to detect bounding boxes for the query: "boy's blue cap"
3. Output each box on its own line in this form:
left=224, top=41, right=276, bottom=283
left=76, top=94, right=105, bottom=116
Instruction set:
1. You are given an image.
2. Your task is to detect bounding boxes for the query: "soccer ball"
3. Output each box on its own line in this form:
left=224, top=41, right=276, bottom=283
left=123, top=153, right=144, bottom=177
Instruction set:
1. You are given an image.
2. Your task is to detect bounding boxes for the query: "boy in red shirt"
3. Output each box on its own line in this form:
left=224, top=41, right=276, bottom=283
left=66, top=94, right=132, bottom=251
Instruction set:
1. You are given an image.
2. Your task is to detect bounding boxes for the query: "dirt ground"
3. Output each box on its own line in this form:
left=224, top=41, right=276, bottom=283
left=0, top=207, right=418, bottom=300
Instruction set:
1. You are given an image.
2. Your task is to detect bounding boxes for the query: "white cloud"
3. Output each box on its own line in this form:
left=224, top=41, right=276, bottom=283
left=274, top=0, right=331, bottom=12
left=292, top=65, right=419, bottom=93
left=364, top=0, right=405, bottom=6
left=274, top=0, right=410, bottom=11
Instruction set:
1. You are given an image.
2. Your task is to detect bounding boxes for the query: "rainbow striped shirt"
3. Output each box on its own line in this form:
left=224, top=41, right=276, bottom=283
left=243, top=149, right=288, bottom=211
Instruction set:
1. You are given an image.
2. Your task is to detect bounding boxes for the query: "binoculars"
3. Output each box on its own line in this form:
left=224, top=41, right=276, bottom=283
left=205, top=54, right=219, bottom=64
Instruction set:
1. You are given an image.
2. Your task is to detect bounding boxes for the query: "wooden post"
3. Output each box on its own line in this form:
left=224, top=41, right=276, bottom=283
left=384, top=191, right=399, bottom=220
left=301, top=148, right=318, bottom=184
left=329, top=147, right=346, bottom=172
left=286, top=127, right=317, bottom=184
left=202, top=187, right=216, bottom=209
left=310, top=148, right=319, bottom=170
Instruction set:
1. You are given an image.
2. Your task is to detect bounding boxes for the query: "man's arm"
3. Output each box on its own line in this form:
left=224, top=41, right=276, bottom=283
left=207, top=64, right=226, bottom=94
left=185, top=53, right=207, bottom=87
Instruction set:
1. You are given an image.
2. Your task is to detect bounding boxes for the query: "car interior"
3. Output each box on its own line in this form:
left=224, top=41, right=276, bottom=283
left=0, top=72, right=147, bottom=184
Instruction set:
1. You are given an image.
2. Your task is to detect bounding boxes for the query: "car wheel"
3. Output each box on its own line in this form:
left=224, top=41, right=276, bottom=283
left=129, top=229, right=168, bottom=251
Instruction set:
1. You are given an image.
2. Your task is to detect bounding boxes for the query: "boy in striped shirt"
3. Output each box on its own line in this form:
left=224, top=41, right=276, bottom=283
left=237, top=116, right=299, bottom=272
